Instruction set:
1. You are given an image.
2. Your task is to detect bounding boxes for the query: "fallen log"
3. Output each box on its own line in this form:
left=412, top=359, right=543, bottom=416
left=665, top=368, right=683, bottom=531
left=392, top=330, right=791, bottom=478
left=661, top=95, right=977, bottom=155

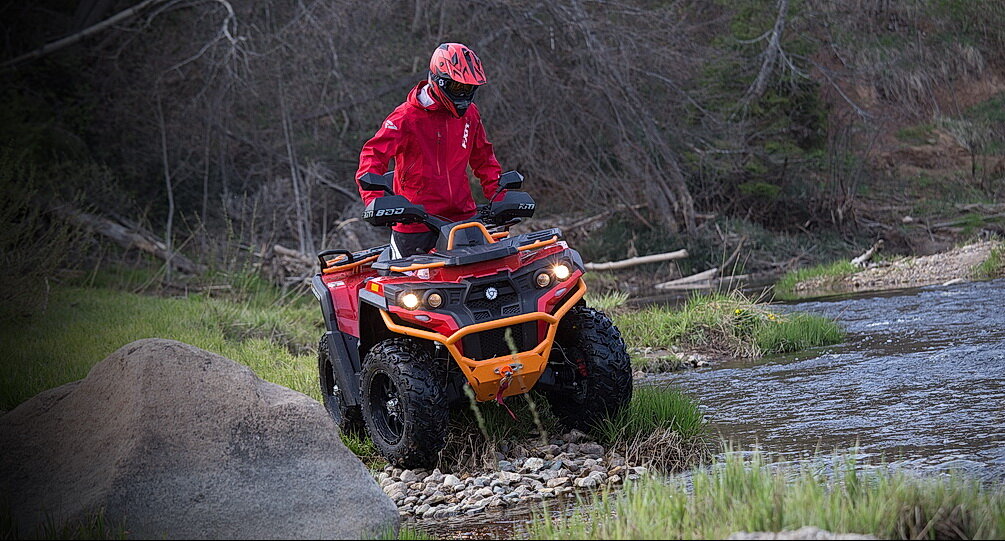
left=55, top=204, right=206, bottom=275
left=851, top=239, right=883, bottom=268
left=584, top=249, right=688, bottom=271
left=654, top=267, right=718, bottom=290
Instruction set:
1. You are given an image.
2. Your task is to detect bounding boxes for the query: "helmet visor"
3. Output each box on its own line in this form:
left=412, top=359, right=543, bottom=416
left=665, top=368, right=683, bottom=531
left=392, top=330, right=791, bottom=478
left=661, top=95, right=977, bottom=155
left=444, top=80, right=477, bottom=99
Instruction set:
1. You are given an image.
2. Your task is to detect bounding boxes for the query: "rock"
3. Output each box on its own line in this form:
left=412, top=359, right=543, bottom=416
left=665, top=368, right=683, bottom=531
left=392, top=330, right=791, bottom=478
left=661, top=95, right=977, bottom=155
left=563, top=429, right=588, bottom=443
left=497, top=459, right=515, bottom=472
left=425, top=492, right=447, bottom=506
left=574, top=476, right=600, bottom=488
left=540, top=469, right=560, bottom=481
left=498, top=471, right=522, bottom=484
left=474, top=487, right=494, bottom=499
left=442, top=474, right=463, bottom=489
left=0, top=338, right=397, bottom=539
left=423, top=470, right=445, bottom=484
left=546, top=477, right=570, bottom=488
left=524, top=457, right=545, bottom=472
left=726, top=526, right=877, bottom=540
left=400, top=470, right=421, bottom=483
left=579, top=442, right=605, bottom=456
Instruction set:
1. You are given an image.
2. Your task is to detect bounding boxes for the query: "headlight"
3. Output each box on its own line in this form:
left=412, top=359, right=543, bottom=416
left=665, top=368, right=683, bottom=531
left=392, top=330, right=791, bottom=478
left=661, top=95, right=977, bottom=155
left=399, top=292, right=420, bottom=310
left=535, top=271, right=552, bottom=288
left=553, top=264, right=571, bottom=281
left=425, top=291, right=444, bottom=309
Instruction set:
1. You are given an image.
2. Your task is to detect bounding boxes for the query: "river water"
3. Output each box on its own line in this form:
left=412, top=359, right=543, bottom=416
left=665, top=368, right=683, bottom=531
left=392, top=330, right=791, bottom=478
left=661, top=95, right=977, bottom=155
left=653, top=278, right=1005, bottom=480
left=419, top=279, right=1005, bottom=538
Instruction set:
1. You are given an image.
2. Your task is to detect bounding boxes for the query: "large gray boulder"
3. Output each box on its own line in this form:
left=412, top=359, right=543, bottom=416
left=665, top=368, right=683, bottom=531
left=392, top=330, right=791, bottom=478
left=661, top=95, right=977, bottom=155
left=0, top=338, right=398, bottom=539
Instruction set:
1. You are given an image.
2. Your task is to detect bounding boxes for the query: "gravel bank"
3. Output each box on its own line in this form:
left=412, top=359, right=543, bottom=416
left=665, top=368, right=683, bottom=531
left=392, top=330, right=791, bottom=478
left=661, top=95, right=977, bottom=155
left=374, top=429, right=646, bottom=519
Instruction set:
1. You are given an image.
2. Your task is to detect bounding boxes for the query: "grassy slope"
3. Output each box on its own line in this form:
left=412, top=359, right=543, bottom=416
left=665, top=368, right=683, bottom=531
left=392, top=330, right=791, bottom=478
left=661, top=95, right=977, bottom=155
left=773, top=261, right=860, bottom=300
left=532, top=452, right=1005, bottom=540
left=0, top=275, right=321, bottom=411
left=612, top=291, right=843, bottom=361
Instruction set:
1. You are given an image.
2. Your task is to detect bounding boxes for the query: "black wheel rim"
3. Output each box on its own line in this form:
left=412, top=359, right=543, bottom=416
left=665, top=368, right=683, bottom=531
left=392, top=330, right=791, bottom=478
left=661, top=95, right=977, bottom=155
left=369, top=371, right=404, bottom=445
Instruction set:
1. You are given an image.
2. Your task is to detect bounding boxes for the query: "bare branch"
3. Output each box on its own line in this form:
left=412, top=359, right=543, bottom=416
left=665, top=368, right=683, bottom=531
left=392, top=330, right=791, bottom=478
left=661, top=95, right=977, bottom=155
left=1, top=0, right=168, bottom=71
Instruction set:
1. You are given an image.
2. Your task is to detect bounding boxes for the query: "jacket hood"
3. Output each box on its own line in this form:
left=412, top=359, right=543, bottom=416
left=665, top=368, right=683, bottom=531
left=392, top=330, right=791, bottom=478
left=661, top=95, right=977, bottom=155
left=407, top=80, right=443, bottom=112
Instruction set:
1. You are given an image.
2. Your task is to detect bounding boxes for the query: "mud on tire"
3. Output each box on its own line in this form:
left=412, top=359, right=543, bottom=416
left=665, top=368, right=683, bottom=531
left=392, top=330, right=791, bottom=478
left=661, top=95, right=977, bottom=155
left=318, top=334, right=364, bottom=435
left=361, top=338, right=448, bottom=469
left=547, top=306, right=633, bottom=431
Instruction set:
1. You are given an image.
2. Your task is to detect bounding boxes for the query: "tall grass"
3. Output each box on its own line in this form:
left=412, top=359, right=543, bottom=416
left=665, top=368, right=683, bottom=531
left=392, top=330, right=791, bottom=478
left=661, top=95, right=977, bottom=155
left=773, top=260, right=859, bottom=300
left=532, top=452, right=1005, bottom=539
left=0, top=151, right=82, bottom=321
left=972, top=244, right=1004, bottom=279
left=594, top=386, right=709, bottom=472
left=440, top=385, right=709, bottom=475
left=585, top=290, right=630, bottom=313
left=614, top=291, right=843, bottom=358
left=2, top=507, right=128, bottom=540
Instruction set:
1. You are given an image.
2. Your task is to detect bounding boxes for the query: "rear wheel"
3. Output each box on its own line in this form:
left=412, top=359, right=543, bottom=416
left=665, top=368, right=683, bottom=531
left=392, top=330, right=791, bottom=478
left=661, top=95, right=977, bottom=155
left=318, top=335, right=364, bottom=435
left=547, top=306, right=633, bottom=431
left=361, top=338, right=448, bottom=469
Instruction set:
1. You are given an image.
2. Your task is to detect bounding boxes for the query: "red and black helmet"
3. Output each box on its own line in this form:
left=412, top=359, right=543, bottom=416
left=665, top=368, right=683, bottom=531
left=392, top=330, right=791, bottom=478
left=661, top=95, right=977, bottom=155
left=428, top=43, right=486, bottom=118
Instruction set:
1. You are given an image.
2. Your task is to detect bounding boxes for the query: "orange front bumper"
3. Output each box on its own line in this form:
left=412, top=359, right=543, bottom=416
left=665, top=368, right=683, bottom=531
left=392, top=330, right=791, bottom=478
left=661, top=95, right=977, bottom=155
left=379, top=278, right=587, bottom=402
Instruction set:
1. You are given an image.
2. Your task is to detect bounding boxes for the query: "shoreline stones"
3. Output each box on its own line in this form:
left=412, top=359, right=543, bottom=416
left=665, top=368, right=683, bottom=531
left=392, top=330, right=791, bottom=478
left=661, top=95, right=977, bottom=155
left=375, top=429, right=648, bottom=519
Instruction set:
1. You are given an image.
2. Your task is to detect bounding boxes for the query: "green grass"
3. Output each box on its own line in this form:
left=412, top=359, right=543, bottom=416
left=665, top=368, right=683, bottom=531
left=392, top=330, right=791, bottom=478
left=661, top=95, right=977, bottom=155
left=895, top=123, right=936, bottom=145
left=596, top=386, right=705, bottom=444
left=531, top=451, right=1005, bottom=540
left=594, top=386, right=709, bottom=472
left=0, top=274, right=321, bottom=411
left=613, top=291, right=843, bottom=359
left=972, top=244, right=1004, bottom=279
left=2, top=507, right=129, bottom=540
left=585, top=290, right=630, bottom=312
left=773, top=260, right=859, bottom=300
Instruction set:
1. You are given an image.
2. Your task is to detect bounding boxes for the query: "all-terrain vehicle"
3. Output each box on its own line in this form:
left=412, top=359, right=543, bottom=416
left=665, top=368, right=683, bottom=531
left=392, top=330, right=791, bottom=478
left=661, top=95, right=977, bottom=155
left=311, top=171, right=632, bottom=468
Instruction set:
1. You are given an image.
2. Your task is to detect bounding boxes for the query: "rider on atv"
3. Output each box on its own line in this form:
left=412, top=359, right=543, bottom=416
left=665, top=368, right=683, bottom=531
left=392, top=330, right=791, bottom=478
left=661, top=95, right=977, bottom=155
left=356, top=42, right=502, bottom=259
left=317, top=42, right=633, bottom=469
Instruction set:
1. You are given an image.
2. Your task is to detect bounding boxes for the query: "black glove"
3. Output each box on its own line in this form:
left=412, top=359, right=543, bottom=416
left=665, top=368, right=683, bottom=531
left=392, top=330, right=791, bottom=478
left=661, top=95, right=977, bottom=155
left=477, top=204, right=492, bottom=221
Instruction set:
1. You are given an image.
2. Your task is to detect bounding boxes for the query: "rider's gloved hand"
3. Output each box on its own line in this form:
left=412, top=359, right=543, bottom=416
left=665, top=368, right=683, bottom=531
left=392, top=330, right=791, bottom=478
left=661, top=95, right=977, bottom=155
left=476, top=204, right=491, bottom=221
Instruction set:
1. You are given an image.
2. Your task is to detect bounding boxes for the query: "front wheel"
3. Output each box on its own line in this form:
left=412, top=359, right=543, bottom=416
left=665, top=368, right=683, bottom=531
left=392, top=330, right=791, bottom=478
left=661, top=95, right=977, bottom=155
left=361, top=338, right=448, bottom=469
left=547, top=306, right=633, bottom=431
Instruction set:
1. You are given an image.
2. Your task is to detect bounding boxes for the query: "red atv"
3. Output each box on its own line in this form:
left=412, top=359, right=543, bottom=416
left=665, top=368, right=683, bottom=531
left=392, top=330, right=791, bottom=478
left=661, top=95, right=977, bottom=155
left=311, top=171, right=632, bottom=468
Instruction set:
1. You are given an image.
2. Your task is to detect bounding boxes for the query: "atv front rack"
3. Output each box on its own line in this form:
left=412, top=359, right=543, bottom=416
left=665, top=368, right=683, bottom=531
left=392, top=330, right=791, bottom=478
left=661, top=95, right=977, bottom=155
left=378, top=277, right=587, bottom=402
left=372, top=227, right=562, bottom=275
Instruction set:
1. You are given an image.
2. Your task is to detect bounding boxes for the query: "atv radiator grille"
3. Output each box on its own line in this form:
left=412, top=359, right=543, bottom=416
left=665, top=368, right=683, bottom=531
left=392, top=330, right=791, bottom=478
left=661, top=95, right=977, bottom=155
left=461, top=323, right=537, bottom=361
left=466, top=280, right=519, bottom=322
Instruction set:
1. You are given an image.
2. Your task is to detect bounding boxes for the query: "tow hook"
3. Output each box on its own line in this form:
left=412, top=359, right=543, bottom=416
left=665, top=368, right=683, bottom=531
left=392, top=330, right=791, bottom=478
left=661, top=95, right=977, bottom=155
left=493, top=363, right=524, bottom=419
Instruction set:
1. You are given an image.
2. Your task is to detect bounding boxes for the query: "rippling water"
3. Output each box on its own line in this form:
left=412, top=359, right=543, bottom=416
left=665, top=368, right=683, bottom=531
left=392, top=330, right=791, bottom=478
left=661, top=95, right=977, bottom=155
left=653, top=278, right=1005, bottom=479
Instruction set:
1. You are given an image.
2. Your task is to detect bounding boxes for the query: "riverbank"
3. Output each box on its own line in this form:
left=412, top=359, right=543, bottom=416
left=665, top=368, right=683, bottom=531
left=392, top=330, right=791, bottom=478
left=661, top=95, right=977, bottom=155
left=531, top=451, right=1005, bottom=540
left=776, top=239, right=1003, bottom=299
left=597, top=290, right=844, bottom=374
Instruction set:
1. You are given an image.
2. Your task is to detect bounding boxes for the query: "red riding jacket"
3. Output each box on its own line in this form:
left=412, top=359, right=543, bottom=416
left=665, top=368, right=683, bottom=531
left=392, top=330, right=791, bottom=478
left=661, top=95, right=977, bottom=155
left=355, top=81, right=503, bottom=234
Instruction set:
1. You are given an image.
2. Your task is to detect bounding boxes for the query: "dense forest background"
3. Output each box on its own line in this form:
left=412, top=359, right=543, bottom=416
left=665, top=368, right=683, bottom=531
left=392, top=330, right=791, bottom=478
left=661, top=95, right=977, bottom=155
left=2, top=0, right=1004, bottom=310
